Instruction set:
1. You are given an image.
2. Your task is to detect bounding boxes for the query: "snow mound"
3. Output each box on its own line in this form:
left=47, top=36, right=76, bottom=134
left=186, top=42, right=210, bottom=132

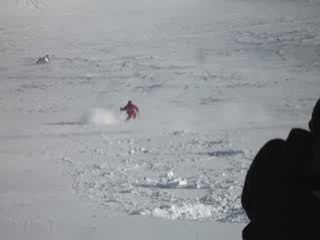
left=82, top=108, right=120, bottom=126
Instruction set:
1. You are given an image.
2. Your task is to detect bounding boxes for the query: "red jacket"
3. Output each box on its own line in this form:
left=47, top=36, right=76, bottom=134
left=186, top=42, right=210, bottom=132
left=121, top=102, right=139, bottom=114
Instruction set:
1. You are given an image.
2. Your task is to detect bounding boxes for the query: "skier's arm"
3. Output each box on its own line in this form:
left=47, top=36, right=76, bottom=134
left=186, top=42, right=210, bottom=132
left=133, top=104, right=139, bottom=112
left=120, top=105, right=128, bottom=111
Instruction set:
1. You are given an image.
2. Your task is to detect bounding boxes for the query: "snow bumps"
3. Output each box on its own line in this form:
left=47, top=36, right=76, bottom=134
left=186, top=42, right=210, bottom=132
left=69, top=132, right=250, bottom=222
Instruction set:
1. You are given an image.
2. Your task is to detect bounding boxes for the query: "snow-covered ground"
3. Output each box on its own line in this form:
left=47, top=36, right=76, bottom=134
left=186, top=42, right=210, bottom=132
left=0, top=0, right=319, bottom=239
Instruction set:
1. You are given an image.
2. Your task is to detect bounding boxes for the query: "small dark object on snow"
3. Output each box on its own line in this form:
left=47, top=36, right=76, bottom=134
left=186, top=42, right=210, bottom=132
left=241, top=98, right=320, bottom=240
left=36, top=54, right=50, bottom=64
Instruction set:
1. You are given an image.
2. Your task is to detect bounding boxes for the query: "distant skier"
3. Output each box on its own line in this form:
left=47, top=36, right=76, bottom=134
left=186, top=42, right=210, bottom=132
left=120, top=100, right=139, bottom=121
left=36, top=54, right=50, bottom=64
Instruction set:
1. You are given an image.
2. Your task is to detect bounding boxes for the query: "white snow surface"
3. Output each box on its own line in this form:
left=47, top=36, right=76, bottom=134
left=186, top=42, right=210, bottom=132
left=0, top=0, right=320, bottom=239
left=82, top=108, right=121, bottom=126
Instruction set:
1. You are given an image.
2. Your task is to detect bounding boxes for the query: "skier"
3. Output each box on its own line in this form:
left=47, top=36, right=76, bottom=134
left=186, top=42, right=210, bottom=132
left=120, top=100, right=139, bottom=121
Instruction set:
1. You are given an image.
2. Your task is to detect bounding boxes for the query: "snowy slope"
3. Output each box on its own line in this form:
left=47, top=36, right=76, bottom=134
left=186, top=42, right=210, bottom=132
left=0, top=0, right=319, bottom=239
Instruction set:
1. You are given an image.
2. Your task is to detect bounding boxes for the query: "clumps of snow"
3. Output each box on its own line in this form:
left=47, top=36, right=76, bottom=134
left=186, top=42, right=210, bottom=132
left=82, top=108, right=120, bottom=126
left=139, top=171, right=203, bottom=189
left=135, top=168, right=247, bottom=222
left=199, top=189, right=247, bottom=223
left=93, top=148, right=104, bottom=155
left=139, top=147, right=148, bottom=153
left=71, top=134, right=251, bottom=222
left=134, top=201, right=247, bottom=222
left=126, top=146, right=149, bottom=155
left=157, top=178, right=188, bottom=189
left=170, top=130, right=188, bottom=136
left=116, top=139, right=134, bottom=145
left=140, top=174, right=188, bottom=189
left=139, top=204, right=215, bottom=220
left=166, top=170, right=174, bottom=179
left=62, top=157, right=73, bottom=165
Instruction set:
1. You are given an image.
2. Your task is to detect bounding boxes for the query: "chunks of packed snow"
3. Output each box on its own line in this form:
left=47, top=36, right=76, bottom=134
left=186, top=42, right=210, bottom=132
left=150, top=204, right=215, bottom=220
left=72, top=134, right=250, bottom=222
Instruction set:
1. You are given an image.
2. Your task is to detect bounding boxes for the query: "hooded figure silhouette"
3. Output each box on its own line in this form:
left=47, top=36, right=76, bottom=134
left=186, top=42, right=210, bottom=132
left=241, top=98, right=320, bottom=240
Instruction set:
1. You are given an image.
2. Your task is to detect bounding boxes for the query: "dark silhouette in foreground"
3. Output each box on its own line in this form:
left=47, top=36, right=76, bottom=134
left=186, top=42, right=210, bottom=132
left=242, top=99, right=320, bottom=240
left=120, top=100, right=139, bottom=121
left=36, top=54, right=50, bottom=64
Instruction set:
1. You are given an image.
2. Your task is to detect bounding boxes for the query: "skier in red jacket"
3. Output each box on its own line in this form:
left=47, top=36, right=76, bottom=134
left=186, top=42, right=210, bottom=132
left=120, top=100, right=139, bottom=121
